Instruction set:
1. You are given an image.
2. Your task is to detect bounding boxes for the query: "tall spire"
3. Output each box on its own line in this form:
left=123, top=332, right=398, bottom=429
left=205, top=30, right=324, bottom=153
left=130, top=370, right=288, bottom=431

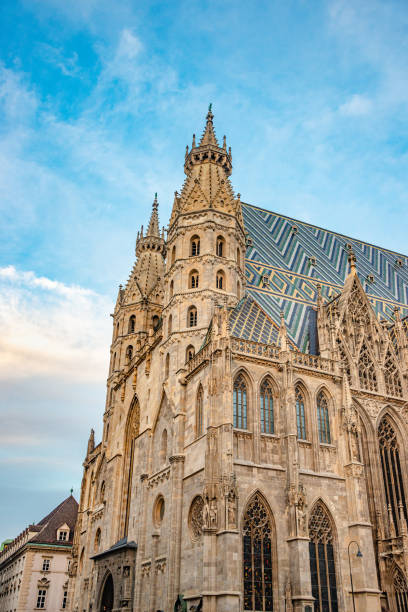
left=146, top=193, right=160, bottom=237
left=199, top=104, right=219, bottom=146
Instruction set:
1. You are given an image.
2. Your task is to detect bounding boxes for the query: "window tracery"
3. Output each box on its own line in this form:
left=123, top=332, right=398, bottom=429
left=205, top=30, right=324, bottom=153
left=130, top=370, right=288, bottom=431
left=260, top=379, right=274, bottom=434
left=378, top=418, right=407, bottom=534
left=233, top=374, right=248, bottom=429
left=384, top=351, right=403, bottom=397
left=393, top=568, right=408, bottom=612
left=189, top=495, right=204, bottom=541
left=358, top=344, right=378, bottom=392
left=317, top=391, right=331, bottom=444
left=308, top=502, right=338, bottom=612
left=338, top=341, right=351, bottom=384
left=295, top=385, right=306, bottom=440
left=243, top=493, right=274, bottom=611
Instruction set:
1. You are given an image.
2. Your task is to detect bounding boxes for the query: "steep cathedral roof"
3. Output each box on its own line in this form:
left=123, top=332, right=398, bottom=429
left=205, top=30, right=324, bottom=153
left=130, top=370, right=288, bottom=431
left=242, top=203, right=408, bottom=352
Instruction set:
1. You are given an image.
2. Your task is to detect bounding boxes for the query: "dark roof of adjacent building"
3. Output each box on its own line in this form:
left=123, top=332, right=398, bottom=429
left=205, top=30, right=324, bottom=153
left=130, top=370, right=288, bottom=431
left=30, top=495, right=78, bottom=546
left=241, top=203, right=408, bottom=352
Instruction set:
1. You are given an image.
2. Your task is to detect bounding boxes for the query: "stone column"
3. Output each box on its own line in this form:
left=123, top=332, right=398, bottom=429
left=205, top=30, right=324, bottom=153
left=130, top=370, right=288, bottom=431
left=167, top=454, right=185, bottom=610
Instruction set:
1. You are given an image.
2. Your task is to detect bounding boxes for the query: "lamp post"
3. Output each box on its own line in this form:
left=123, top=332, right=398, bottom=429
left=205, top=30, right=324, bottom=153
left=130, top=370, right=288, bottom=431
left=348, top=540, right=363, bottom=612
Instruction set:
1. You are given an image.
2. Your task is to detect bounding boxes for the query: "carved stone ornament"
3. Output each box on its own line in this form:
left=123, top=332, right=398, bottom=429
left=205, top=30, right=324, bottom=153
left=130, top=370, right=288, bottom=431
left=189, top=495, right=204, bottom=540
left=203, top=486, right=218, bottom=530
left=362, top=398, right=383, bottom=419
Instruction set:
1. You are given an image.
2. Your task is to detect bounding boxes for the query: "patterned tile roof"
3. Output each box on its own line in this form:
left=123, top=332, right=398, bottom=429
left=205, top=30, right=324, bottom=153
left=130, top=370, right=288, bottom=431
left=242, top=203, right=408, bottom=352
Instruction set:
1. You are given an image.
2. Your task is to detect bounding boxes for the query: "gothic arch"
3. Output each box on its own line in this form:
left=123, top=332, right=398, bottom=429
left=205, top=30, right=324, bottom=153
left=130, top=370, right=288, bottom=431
left=240, top=490, right=278, bottom=612
left=315, top=385, right=334, bottom=445
left=98, top=571, right=114, bottom=612
left=233, top=369, right=253, bottom=430
left=308, top=499, right=341, bottom=612
left=259, top=374, right=278, bottom=435
left=383, top=348, right=404, bottom=398
left=293, top=379, right=311, bottom=441
left=358, top=342, right=379, bottom=392
left=390, top=564, right=408, bottom=612
left=120, top=395, right=140, bottom=537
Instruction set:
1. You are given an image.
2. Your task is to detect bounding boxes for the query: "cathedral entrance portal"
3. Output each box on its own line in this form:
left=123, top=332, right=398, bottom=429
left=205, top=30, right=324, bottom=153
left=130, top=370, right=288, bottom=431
left=100, top=573, right=114, bottom=612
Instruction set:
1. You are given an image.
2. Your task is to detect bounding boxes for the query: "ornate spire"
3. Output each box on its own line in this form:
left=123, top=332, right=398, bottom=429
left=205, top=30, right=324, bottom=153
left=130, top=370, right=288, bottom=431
left=199, top=104, right=219, bottom=146
left=146, top=193, right=160, bottom=237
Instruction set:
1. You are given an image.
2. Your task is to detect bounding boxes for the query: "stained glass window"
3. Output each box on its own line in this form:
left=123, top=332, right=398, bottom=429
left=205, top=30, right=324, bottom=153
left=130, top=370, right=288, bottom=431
left=295, top=386, right=306, bottom=440
left=260, top=379, right=274, bottom=434
left=309, top=502, right=338, bottom=612
left=243, top=493, right=274, bottom=611
left=317, top=391, right=331, bottom=444
left=378, top=417, right=408, bottom=535
left=234, top=374, right=247, bottom=429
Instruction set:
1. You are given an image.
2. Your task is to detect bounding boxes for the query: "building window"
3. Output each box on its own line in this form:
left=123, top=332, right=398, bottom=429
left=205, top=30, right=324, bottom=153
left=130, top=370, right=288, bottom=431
left=317, top=390, right=331, bottom=444
left=126, top=345, right=133, bottom=363
left=58, top=530, right=68, bottom=541
left=128, top=315, right=136, bottom=334
left=216, top=236, right=225, bottom=257
left=94, top=528, right=101, bottom=552
left=295, top=385, right=306, bottom=440
left=260, top=378, right=274, bottom=434
left=171, top=245, right=176, bottom=265
left=62, top=590, right=68, bottom=609
left=186, top=345, right=195, bottom=362
left=309, top=502, right=339, bottom=612
left=393, top=568, right=408, bottom=611
left=188, top=306, right=197, bottom=327
left=216, top=270, right=225, bottom=290
left=37, top=589, right=46, bottom=609
left=189, top=270, right=199, bottom=289
left=190, top=235, right=200, bottom=256
left=384, top=351, right=403, bottom=397
left=152, top=315, right=160, bottom=330
left=165, top=353, right=170, bottom=378
left=42, top=559, right=50, bottom=571
left=154, top=496, right=165, bottom=527
left=170, top=279, right=174, bottom=298
left=233, top=374, right=248, bottom=429
left=243, top=493, right=274, bottom=611
left=196, top=385, right=203, bottom=437
left=378, top=417, right=408, bottom=534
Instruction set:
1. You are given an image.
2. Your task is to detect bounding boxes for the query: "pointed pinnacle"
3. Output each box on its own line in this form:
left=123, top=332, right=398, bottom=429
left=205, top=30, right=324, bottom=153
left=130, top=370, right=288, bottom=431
left=348, top=249, right=357, bottom=273
left=147, top=195, right=160, bottom=236
left=199, top=105, right=218, bottom=146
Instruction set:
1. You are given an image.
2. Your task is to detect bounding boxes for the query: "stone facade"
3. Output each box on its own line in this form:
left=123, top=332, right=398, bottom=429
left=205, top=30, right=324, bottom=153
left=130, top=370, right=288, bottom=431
left=69, top=109, right=408, bottom=612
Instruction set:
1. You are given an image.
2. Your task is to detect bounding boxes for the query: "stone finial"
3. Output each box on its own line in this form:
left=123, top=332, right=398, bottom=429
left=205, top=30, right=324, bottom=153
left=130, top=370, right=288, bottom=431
left=348, top=249, right=357, bottom=273
left=87, top=428, right=95, bottom=457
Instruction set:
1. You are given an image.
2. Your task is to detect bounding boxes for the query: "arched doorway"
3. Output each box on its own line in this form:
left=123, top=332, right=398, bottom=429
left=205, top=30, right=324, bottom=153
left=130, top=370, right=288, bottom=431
left=100, top=573, right=114, bottom=612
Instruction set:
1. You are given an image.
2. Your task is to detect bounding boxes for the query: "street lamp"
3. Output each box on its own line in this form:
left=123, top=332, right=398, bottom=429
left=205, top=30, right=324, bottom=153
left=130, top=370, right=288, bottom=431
left=348, top=540, right=363, bottom=612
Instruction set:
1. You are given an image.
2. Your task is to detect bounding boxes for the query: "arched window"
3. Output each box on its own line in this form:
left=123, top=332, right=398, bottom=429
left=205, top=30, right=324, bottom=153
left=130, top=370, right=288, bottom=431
left=233, top=374, right=248, bottom=429
left=171, top=245, right=176, bottom=265
left=168, top=314, right=172, bottom=335
left=190, top=235, right=200, bottom=256
left=260, top=378, right=274, bottom=434
left=196, top=386, right=203, bottom=437
left=243, top=493, right=274, bottom=611
left=378, top=417, right=408, bottom=534
left=317, top=390, right=331, bottom=444
left=94, top=528, right=101, bottom=552
left=216, top=236, right=225, bottom=257
left=358, top=343, right=378, bottom=391
left=216, top=270, right=225, bottom=290
left=128, top=315, right=136, bottom=334
left=170, top=280, right=174, bottom=298
left=295, top=385, right=306, bottom=440
left=125, top=345, right=133, bottom=363
left=188, top=306, right=197, bottom=327
left=165, top=353, right=170, bottom=378
left=186, top=345, right=195, bottom=362
left=160, top=429, right=167, bottom=466
left=393, top=567, right=408, bottom=611
left=384, top=351, right=403, bottom=397
left=309, top=502, right=338, bottom=612
left=152, top=315, right=160, bottom=330
left=189, top=270, right=199, bottom=289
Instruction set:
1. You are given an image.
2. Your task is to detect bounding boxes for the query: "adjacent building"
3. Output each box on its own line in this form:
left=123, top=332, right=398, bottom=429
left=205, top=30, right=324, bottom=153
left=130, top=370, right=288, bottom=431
left=69, top=109, right=408, bottom=611
left=0, top=495, right=78, bottom=612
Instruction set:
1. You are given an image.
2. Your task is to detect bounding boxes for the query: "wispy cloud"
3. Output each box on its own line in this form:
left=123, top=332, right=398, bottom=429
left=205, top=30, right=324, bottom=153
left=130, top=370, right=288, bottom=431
left=339, top=94, right=373, bottom=117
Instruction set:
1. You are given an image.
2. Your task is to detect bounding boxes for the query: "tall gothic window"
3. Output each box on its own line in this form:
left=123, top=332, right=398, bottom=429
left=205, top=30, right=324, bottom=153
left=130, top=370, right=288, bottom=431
left=216, top=235, right=225, bottom=257
left=384, top=351, right=403, bottom=398
left=196, top=385, right=203, bottom=437
left=378, top=417, right=408, bottom=534
left=188, top=306, right=197, bottom=327
left=393, top=568, right=408, bottom=612
left=128, top=315, right=136, bottom=333
left=121, top=397, right=140, bottom=537
left=317, top=391, right=331, bottom=444
left=295, top=385, right=306, bottom=440
left=189, top=270, right=199, bottom=289
left=309, top=502, right=339, bottom=612
left=190, top=235, right=200, bottom=256
left=233, top=374, right=248, bottom=429
left=216, top=270, right=225, bottom=290
left=260, top=379, right=274, bottom=434
left=358, top=343, right=378, bottom=392
left=243, top=493, right=274, bottom=611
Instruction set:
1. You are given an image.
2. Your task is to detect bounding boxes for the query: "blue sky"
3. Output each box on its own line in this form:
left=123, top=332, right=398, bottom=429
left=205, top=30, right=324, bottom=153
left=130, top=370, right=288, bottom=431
left=1, top=0, right=408, bottom=542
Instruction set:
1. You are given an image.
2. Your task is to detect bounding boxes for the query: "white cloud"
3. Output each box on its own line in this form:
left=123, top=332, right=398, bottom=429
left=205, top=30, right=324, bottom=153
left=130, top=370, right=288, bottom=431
left=0, top=266, right=111, bottom=381
left=339, top=94, right=373, bottom=117
left=38, top=43, right=81, bottom=77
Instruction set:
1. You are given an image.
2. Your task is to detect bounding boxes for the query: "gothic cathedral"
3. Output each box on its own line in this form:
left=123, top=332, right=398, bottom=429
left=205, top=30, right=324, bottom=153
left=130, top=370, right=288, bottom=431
left=69, top=109, right=408, bottom=612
